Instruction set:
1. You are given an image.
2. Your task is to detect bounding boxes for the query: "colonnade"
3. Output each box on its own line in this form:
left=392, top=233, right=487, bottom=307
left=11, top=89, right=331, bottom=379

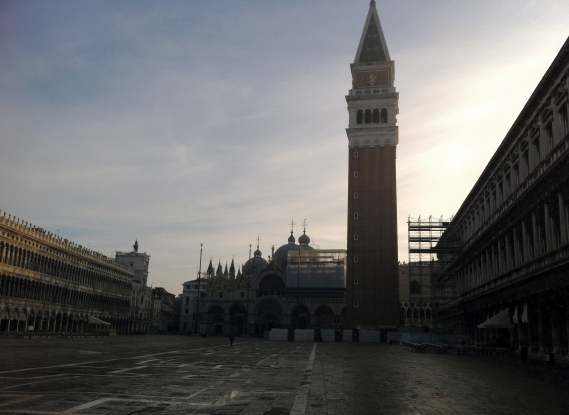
left=448, top=290, right=569, bottom=359
left=0, top=241, right=130, bottom=294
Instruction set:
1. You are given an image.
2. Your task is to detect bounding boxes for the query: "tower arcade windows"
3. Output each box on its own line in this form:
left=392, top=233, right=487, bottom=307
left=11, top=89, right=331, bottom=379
left=372, top=109, right=379, bottom=123
left=356, top=108, right=388, bottom=124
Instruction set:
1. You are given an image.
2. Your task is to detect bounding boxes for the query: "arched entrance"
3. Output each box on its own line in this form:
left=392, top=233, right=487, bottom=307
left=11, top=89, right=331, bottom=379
left=291, top=304, right=310, bottom=329
left=256, top=299, right=282, bottom=334
left=208, top=305, right=225, bottom=335
left=229, top=304, right=247, bottom=335
left=314, top=306, right=334, bottom=329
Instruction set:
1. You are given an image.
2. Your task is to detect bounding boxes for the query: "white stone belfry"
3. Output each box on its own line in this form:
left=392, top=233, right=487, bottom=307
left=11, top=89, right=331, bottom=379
left=346, top=1, right=399, bottom=148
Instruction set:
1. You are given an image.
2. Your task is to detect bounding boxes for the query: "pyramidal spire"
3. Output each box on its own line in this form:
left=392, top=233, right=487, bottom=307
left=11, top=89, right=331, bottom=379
left=354, top=1, right=390, bottom=63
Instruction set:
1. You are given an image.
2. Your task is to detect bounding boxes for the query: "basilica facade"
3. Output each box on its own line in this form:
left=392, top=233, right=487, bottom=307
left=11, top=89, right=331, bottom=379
left=180, top=229, right=346, bottom=336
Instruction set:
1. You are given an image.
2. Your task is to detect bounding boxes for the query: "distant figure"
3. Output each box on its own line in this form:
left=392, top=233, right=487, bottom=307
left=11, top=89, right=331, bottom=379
left=229, top=332, right=235, bottom=346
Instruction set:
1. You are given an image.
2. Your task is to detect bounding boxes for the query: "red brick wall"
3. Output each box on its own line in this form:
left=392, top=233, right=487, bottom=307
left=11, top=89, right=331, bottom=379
left=346, top=145, right=400, bottom=328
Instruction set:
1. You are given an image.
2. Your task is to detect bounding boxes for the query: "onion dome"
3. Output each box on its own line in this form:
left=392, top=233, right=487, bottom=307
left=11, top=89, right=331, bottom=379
left=298, top=229, right=310, bottom=246
left=254, top=247, right=262, bottom=257
left=288, top=230, right=295, bottom=244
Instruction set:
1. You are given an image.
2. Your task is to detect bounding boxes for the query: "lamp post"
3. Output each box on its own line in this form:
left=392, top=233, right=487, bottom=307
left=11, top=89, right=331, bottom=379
left=195, top=243, right=203, bottom=335
left=246, top=244, right=251, bottom=335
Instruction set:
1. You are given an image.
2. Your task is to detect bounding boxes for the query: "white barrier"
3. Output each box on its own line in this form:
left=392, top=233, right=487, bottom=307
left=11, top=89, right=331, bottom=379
left=269, top=329, right=288, bottom=341
left=294, top=329, right=314, bottom=341
left=321, top=330, right=335, bottom=342
left=359, top=330, right=381, bottom=342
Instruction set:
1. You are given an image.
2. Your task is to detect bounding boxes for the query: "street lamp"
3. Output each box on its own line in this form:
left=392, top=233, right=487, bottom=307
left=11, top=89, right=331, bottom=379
left=195, top=243, right=203, bottom=335
left=246, top=244, right=251, bottom=335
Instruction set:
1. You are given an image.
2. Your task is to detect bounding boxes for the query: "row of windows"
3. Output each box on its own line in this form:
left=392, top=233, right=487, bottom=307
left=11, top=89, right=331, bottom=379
left=218, top=291, right=245, bottom=298
left=356, top=108, right=388, bottom=124
left=0, top=274, right=129, bottom=311
left=0, top=241, right=130, bottom=294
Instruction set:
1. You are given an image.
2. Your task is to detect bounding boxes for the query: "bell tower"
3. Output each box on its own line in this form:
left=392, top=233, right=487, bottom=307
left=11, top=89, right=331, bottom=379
left=346, top=0, right=399, bottom=329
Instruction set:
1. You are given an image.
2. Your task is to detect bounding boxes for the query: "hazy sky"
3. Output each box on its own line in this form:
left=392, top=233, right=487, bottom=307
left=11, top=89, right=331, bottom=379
left=1, top=1, right=567, bottom=295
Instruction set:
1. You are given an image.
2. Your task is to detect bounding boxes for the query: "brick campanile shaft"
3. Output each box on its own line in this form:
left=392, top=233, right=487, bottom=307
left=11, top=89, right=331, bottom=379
left=346, top=0, right=400, bottom=329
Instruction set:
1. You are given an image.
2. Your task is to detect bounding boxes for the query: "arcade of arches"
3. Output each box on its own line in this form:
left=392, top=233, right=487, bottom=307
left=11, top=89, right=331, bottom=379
left=0, top=212, right=134, bottom=334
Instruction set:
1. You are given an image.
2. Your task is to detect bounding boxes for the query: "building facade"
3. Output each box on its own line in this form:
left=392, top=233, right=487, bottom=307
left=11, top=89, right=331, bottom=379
left=179, top=229, right=346, bottom=336
left=0, top=211, right=132, bottom=334
left=115, top=244, right=152, bottom=333
left=179, top=277, right=207, bottom=333
left=432, top=38, right=569, bottom=358
left=346, top=0, right=400, bottom=329
left=398, top=262, right=433, bottom=330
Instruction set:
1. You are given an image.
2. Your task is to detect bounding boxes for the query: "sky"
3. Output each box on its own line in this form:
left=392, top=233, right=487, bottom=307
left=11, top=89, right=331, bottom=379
left=1, top=1, right=567, bottom=295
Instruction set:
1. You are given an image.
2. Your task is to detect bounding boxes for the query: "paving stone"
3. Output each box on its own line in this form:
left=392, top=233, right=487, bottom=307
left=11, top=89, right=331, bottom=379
left=1, top=336, right=569, bottom=414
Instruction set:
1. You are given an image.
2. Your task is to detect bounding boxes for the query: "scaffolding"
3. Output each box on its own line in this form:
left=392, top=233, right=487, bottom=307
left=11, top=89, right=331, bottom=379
left=408, top=215, right=461, bottom=333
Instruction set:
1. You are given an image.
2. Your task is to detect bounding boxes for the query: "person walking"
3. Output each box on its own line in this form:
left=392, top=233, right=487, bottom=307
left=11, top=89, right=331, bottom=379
left=229, top=332, right=235, bottom=347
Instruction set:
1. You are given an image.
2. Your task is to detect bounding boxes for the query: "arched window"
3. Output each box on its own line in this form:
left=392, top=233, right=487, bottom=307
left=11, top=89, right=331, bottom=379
left=356, top=110, right=363, bottom=125
left=372, top=109, right=379, bottom=123
left=354, top=213, right=359, bottom=219
left=354, top=171, right=358, bottom=178
left=364, top=109, right=371, bottom=124
left=354, top=192, right=358, bottom=198
left=354, top=301, right=358, bottom=307
left=381, top=108, right=388, bottom=123
left=354, top=234, right=358, bottom=240
left=354, top=151, right=358, bottom=158
left=410, top=280, right=421, bottom=294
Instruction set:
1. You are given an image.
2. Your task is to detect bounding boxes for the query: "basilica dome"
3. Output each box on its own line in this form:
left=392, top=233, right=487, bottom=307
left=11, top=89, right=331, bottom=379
left=274, top=230, right=314, bottom=268
left=243, top=245, right=268, bottom=276
left=242, top=257, right=269, bottom=276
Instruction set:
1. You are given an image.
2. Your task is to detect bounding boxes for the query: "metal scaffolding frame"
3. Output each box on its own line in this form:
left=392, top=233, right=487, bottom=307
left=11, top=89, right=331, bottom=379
left=408, top=215, right=461, bottom=333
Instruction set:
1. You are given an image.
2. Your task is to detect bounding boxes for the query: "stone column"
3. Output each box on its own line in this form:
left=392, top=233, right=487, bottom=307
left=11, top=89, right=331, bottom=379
left=551, top=305, right=562, bottom=355
left=565, top=292, right=569, bottom=360
left=559, top=193, right=568, bottom=245
left=538, top=300, right=547, bottom=357
left=531, top=212, right=541, bottom=258
left=517, top=319, right=527, bottom=353
left=544, top=204, right=552, bottom=252
left=497, top=240, right=503, bottom=275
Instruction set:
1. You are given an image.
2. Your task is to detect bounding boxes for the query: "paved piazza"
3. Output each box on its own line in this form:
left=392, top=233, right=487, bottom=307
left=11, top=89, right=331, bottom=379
left=1, top=336, right=569, bottom=415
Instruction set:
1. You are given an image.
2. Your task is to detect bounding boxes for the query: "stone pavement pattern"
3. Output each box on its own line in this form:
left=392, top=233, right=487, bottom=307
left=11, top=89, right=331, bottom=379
left=1, top=336, right=569, bottom=415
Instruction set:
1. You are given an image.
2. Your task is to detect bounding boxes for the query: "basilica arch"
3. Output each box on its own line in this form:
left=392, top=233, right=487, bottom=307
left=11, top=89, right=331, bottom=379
left=255, top=298, right=282, bottom=333
left=229, top=303, right=247, bottom=335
